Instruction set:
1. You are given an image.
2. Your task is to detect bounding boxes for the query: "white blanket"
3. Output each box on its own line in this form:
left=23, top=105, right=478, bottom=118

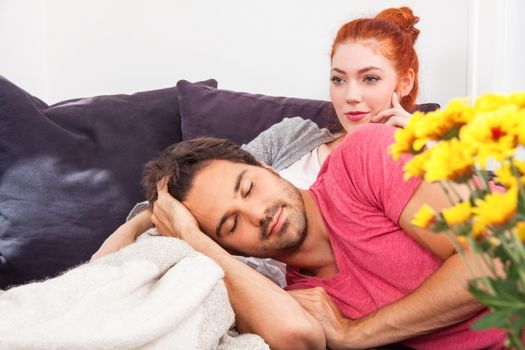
left=0, top=235, right=269, bottom=350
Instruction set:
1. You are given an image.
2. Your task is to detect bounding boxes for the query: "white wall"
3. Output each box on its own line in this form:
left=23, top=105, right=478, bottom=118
left=469, top=0, right=525, bottom=98
left=0, top=0, right=523, bottom=107
left=0, top=0, right=48, bottom=98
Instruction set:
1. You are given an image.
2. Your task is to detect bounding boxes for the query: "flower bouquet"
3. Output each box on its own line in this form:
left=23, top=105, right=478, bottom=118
left=391, top=92, right=525, bottom=349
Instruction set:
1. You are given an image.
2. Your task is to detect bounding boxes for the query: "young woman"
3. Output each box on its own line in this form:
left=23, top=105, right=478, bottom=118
left=249, top=6, right=420, bottom=190
left=92, top=7, right=425, bottom=267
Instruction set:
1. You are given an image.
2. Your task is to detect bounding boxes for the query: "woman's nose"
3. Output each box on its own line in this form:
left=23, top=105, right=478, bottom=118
left=345, top=82, right=362, bottom=104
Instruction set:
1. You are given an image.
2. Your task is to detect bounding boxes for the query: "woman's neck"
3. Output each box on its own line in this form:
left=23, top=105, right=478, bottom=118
left=317, top=133, right=346, bottom=165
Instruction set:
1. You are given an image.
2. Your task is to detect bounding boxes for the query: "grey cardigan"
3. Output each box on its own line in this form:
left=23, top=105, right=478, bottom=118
left=243, top=117, right=339, bottom=171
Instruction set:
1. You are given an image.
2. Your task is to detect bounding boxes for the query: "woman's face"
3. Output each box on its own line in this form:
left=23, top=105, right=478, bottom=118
left=329, top=40, right=401, bottom=132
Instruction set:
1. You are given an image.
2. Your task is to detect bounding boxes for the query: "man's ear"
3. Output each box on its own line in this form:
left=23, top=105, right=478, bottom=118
left=397, top=68, right=415, bottom=98
left=258, top=160, right=277, bottom=173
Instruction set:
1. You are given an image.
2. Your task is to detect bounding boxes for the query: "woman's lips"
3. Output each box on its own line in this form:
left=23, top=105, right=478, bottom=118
left=268, top=207, right=284, bottom=237
left=345, top=111, right=369, bottom=122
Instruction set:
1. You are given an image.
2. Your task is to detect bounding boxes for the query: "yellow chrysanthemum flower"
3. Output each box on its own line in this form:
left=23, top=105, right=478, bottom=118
left=442, top=201, right=471, bottom=226
left=472, top=186, right=518, bottom=227
left=508, top=91, right=525, bottom=109
left=456, top=236, right=468, bottom=248
left=514, top=110, right=525, bottom=146
left=513, top=159, right=525, bottom=184
left=471, top=218, right=488, bottom=239
left=515, top=221, right=525, bottom=243
left=403, top=149, right=432, bottom=180
left=390, top=112, right=426, bottom=160
left=475, top=93, right=509, bottom=112
left=495, top=161, right=518, bottom=188
left=414, top=99, right=474, bottom=142
left=509, top=91, right=525, bottom=109
left=423, top=139, right=475, bottom=182
left=476, top=91, right=525, bottom=112
left=411, top=204, right=436, bottom=229
left=460, top=106, right=521, bottom=166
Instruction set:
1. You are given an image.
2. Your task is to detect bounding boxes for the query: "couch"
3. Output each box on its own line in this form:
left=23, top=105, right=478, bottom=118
left=0, top=75, right=438, bottom=289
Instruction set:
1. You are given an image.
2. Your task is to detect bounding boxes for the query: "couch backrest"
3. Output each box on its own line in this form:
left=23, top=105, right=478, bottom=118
left=0, top=76, right=216, bottom=288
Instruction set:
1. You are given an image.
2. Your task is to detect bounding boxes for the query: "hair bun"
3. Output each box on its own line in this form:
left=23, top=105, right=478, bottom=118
left=375, top=7, right=420, bottom=44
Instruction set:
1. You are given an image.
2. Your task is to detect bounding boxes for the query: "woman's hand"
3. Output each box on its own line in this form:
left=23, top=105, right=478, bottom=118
left=90, top=219, right=141, bottom=260
left=151, top=177, right=199, bottom=238
left=371, top=92, right=412, bottom=128
left=288, top=287, right=352, bottom=350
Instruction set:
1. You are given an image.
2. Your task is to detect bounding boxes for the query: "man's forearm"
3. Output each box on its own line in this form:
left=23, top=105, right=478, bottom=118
left=338, top=252, right=485, bottom=348
left=180, top=228, right=326, bottom=350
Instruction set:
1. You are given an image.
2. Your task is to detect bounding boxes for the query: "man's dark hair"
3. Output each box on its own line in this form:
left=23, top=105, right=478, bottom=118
left=142, top=137, right=260, bottom=204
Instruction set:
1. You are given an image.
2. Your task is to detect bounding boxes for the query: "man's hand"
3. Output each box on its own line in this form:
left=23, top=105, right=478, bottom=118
left=289, top=287, right=352, bottom=350
left=151, top=176, right=199, bottom=238
left=371, top=92, right=412, bottom=128
left=149, top=178, right=325, bottom=350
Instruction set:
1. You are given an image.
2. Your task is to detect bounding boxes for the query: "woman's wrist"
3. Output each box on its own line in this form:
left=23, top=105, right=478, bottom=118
left=126, top=210, right=153, bottom=238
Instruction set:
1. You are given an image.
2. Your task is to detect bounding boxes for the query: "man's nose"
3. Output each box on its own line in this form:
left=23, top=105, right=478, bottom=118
left=241, top=200, right=269, bottom=228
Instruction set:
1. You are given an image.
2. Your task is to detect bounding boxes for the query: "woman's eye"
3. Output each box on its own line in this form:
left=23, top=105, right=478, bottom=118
left=364, top=75, right=380, bottom=83
left=330, top=76, right=344, bottom=85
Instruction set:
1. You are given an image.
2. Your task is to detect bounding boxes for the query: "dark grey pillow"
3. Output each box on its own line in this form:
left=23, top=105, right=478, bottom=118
left=178, top=80, right=440, bottom=145
left=178, top=80, right=338, bottom=145
left=0, top=76, right=217, bottom=288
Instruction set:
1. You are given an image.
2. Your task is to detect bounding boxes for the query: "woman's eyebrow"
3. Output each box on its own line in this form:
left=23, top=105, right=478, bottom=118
left=331, top=67, right=346, bottom=74
left=331, top=66, right=382, bottom=75
left=357, top=66, right=382, bottom=74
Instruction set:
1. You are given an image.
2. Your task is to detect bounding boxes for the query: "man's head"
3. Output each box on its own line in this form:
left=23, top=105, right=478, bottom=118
left=143, top=137, right=308, bottom=258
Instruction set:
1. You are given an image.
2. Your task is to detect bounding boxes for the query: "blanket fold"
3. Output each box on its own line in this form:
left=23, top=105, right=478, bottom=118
left=0, top=235, right=268, bottom=350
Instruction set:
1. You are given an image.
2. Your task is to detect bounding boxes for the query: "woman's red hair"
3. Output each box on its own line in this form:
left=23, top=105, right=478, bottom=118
left=331, top=7, right=420, bottom=111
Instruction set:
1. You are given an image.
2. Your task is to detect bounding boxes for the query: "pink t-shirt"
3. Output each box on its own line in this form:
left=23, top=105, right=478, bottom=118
left=286, top=124, right=506, bottom=350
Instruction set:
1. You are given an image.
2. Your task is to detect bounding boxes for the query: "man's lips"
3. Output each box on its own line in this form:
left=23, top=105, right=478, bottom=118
left=344, top=111, right=369, bottom=122
left=267, top=206, right=283, bottom=238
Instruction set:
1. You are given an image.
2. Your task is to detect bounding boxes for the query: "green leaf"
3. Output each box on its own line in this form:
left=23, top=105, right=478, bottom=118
left=472, top=310, right=513, bottom=330
left=455, top=222, right=473, bottom=236
left=516, top=211, right=525, bottom=221
left=432, top=218, right=449, bottom=233
left=469, top=283, right=525, bottom=309
left=470, top=188, right=490, bottom=201
left=490, top=278, right=520, bottom=297
left=441, top=127, right=460, bottom=140
left=518, top=190, right=525, bottom=216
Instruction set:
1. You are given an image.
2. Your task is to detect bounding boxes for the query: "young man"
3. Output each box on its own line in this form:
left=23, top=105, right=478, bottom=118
left=144, top=124, right=505, bottom=350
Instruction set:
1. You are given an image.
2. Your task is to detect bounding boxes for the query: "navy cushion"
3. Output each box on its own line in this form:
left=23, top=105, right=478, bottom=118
left=0, top=76, right=217, bottom=288
left=178, top=80, right=338, bottom=145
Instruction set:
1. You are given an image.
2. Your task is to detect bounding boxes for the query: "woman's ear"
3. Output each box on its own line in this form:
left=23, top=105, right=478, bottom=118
left=258, top=160, right=277, bottom=173
left=397, top=68, right=415, bottom=98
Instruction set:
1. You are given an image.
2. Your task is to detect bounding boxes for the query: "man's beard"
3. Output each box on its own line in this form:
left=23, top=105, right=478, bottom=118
left=235, top=173, right=308, bottom=259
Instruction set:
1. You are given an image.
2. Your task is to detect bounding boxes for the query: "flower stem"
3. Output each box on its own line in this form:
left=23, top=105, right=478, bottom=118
left=446, top=180, right=465, bottom=202
left=467, top=235, right=496, bottom=295
left=507, top=327, right=525, bottom=350
left=438, top=181, right=456, bottom=206
left=475, top=167, right=492, bottom=194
